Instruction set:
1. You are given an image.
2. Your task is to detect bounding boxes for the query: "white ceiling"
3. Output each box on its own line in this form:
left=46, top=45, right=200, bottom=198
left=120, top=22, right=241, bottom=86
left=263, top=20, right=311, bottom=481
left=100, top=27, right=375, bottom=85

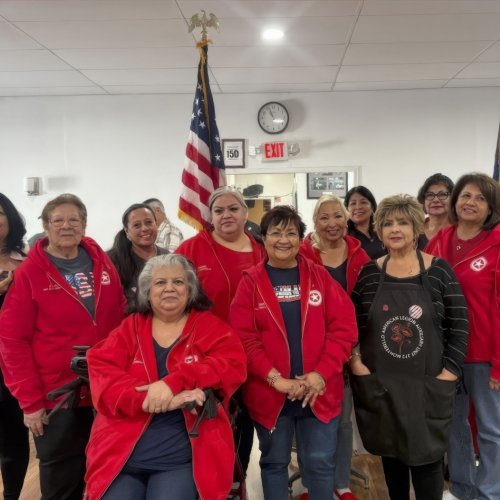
left=1, top=0, right=500, bottom=96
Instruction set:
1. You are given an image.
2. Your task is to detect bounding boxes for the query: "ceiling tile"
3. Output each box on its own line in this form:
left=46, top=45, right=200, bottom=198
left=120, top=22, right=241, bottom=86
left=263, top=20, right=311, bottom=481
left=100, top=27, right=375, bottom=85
left=212, top=66, right=337, bottom=84
left=52, top=47, right=199, bottom=69
left=13, top=19, right=193, bottom=49
left=334, top=80, right=448, bottom=91
left=209, top=45, right=345, bottom=67
left=177, top=0, right=361, bottom=18
left=361, top=0, right=500, bottom=16
left=455, top=62, right=500, bottom=78
left=337, top=63, right=464, bottom=82
left=0, top=1, right=181, bottom=21
left=477, top=41, right=500, bottom=62
left=214, top=16, right=355, bottom=46
left=0, top=20, right=42, bottom=49
left=219, top=83, right=333, bottom=93
left=0, top=49, right=72, bottom=70
left=80, top=68, right=201, bottom=86
left=0, top=70, right=94, bottom=87
left=344, top=41, right=490, bottom=65
left=446, top=77, right=500, bottom=87
left=103, top=84, right=197, bottom=94
left=0, top=85, right=105, bottom=96
left=352, top=13, right=500, bottom=43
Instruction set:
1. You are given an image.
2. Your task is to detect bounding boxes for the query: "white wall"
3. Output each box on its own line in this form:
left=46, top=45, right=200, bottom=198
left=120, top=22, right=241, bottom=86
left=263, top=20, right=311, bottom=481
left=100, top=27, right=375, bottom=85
left=1, top=87, right=499, bottom=249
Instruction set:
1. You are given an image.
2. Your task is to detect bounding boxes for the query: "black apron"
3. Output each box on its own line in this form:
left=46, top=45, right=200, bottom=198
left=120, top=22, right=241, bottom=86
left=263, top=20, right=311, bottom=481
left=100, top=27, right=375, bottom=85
left=351, top=251, right=456, bottom=465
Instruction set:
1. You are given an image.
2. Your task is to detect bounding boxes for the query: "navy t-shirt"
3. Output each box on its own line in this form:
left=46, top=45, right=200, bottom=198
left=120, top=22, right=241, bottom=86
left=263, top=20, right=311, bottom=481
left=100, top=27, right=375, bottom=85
left=49, top=246, right=95, bottom=317
left=127, top=338, right=192, bottom=471
left=266, top=264, right=312, bottom=417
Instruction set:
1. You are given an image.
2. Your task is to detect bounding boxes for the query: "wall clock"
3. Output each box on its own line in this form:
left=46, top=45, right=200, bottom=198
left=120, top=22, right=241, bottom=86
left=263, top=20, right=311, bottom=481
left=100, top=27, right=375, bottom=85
left=257, top=101, right=289, bottom=134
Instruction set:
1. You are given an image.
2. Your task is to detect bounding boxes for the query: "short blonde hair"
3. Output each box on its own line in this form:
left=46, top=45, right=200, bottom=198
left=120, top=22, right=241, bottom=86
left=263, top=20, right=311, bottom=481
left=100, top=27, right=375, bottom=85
left=311, top=194, right=348, bottom=250
left=374, top=195, right=425, bottom=240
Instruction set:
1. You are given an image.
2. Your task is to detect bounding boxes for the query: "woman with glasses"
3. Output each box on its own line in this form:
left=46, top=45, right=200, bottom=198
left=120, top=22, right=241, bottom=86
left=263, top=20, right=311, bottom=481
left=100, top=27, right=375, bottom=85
left=0, top=193, right=126, bottom=500
left=108, top=203, right=169, bottom=311
left=427, top=173, right=500, bottom=500
left=417, top=173, right=454, bottom=247
left=231, top=205, right=357, bottom=500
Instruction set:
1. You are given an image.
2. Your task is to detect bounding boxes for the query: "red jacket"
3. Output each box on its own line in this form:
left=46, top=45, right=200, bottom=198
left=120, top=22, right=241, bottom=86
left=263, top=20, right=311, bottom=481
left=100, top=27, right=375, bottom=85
left=176, top=229, right=265, bottom=321
left=230, top=255, right=357, bottom=429
left=426, top=225, right=500, bottom=379
left=85, top=310, right=247, bottom=500
left=300, top=234, right=371, bottom=295
left=0, top=237, right=125, bottom=413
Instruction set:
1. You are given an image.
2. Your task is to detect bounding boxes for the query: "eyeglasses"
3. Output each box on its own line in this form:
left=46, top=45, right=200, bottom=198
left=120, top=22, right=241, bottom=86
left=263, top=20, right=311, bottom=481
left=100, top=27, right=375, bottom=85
left=266, top=231, right=300, bottom=241
left=49, top=217, right=82, bottom=227
left=424, top=191, right=449, bottom=201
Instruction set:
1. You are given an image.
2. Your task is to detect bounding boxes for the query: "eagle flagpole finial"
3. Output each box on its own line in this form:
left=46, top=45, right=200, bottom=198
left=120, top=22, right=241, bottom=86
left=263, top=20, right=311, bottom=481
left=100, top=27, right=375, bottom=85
left=187, top=10, right=220, bottom=42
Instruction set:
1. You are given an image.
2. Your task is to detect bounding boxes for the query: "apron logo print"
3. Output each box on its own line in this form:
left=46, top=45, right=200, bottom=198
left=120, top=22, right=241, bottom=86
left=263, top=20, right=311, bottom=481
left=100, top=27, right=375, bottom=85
left=381, top=316, right=424, bottom=359
left=308, top=290, right=322, bottom=306
left=470, top=257, right=487, bottom=272
left=383, top=304, right=389, bottom=311
left=409, top=305, right=423, bottom=319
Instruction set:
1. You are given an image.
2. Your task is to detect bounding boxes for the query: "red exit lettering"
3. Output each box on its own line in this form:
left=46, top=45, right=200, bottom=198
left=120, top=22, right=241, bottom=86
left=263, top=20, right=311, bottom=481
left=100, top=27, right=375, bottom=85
left=262, top=142, right=288, bottom=161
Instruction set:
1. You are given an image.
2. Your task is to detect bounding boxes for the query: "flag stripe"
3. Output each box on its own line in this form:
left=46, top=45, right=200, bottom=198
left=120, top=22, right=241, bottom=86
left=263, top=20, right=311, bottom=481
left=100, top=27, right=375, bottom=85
left=178, top=43, right=225, bottom=230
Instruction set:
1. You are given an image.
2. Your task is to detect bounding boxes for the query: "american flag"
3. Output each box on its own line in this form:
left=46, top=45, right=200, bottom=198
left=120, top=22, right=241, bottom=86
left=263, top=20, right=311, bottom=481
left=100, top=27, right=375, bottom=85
left=178, top=43, right=225, bottom=231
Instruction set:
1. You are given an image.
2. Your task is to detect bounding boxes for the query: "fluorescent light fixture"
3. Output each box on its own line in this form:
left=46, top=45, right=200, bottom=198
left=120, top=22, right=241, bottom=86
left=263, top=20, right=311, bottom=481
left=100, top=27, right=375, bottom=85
left=262, top=28, right=284, bottom=41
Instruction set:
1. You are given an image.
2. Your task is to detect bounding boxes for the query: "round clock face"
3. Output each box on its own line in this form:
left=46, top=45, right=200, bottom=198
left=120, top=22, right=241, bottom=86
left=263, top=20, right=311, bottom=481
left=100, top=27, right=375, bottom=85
left=257, top=101, right=289, bottom=134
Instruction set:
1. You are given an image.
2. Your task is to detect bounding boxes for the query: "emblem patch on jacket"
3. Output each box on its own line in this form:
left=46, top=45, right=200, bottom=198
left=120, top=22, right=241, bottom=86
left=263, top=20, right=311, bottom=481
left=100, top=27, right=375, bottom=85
left=184, top=355, right=199, bottom=364
left=101, top=271, right=110, bottom=285
left=470, top=257, right=487, bottom=271
left=308, top=290, right=322, bottom=306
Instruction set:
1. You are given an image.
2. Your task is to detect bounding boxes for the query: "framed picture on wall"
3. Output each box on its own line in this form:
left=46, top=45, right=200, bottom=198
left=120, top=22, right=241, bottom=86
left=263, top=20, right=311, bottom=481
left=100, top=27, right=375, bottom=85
left=307, top=172, right=348, bottom=199
left=222, top=139, right=245, bottom=168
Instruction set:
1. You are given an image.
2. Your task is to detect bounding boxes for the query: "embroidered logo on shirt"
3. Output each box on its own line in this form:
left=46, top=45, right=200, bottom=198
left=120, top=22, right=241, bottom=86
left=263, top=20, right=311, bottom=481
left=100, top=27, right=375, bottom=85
left=308, top=289, right=322, bottom=306
left=470, top=257, right=487, bottom=272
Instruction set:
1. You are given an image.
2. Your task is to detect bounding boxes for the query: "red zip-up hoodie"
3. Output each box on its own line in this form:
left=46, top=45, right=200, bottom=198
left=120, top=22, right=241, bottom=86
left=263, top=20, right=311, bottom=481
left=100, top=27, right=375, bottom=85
left=85, top=311, right=247, bottom=500
left=230, top=254, right=357, bottom=429
left=0, top=237, right=126, bottom=413
left=300, top=233, right=371, bottom=295
left=426, top=225, right=500, bottom=379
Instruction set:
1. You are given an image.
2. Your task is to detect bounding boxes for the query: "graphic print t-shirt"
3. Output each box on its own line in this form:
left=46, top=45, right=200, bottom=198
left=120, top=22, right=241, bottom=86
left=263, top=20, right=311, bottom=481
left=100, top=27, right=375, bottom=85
left=266, top=264, right=312, bottom=417
left=49, top=247, right=95, bottom=316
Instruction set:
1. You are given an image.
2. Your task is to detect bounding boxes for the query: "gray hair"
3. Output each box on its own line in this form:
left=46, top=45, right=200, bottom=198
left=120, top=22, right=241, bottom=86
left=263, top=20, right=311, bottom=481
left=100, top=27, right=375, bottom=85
left=136, top=254, right=210, bottom=313
left=143, top=198, right=165, bottom=214
left=208, top=186, right=248, bottom=212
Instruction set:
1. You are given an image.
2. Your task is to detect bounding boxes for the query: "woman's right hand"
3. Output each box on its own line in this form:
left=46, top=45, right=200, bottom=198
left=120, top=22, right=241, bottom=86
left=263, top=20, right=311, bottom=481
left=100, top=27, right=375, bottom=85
left=350, top=358, right=371, bottom=376
left=168, top=389, right=206, bottom=412
left=23, top=409, right=46, bottom=437
left=273, top=377, right=307, bottom=400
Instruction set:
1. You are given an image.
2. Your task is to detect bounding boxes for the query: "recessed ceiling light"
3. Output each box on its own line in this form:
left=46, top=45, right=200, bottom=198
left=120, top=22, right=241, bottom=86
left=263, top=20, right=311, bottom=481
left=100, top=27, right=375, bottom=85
left=262, top=28, right=284, bottom=41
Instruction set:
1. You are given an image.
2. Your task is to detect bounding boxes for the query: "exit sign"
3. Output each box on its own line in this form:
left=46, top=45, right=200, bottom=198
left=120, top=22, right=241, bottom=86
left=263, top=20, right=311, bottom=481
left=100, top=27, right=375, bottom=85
left=262, top=141, right=288, bottom=162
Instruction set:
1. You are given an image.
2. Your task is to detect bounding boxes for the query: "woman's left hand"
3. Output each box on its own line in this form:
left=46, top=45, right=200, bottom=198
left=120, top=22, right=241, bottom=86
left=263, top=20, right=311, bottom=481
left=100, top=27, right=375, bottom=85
left=135, top=380, right=174, bottom=413
left=0, top=271, right=13, bottom=294
left=435, top=368, right=458, bottom=382
left=168, top=389, right=206, bottom=413
left=489, top=376, right=500, bottom=391
left=296, top=371, right=326, bottom=408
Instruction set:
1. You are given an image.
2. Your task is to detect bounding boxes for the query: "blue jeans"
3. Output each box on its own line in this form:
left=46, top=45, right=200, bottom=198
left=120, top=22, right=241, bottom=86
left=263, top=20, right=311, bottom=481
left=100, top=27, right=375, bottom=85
left=334, top=388, right=353, bottom=490
left=255, top=415, right=338, bottom=500
left=448, top=363, right=500, bottom=500
left=102, top=464, right=198, bottom=500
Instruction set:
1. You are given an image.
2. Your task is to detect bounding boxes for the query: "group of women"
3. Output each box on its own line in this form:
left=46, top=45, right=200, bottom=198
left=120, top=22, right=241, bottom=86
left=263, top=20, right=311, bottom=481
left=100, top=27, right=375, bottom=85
left=0, top=169, right=498, bottom=500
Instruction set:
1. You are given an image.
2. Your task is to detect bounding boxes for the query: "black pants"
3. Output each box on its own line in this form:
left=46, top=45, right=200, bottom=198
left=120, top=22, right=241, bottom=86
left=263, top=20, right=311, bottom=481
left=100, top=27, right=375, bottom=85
left=233, top=393, right=254, bottom=474
left=34, top=407, right=94, bottom=500
left=0, top=374, right=29, bottom=500
left=381, top=456, right=444, bottom=500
